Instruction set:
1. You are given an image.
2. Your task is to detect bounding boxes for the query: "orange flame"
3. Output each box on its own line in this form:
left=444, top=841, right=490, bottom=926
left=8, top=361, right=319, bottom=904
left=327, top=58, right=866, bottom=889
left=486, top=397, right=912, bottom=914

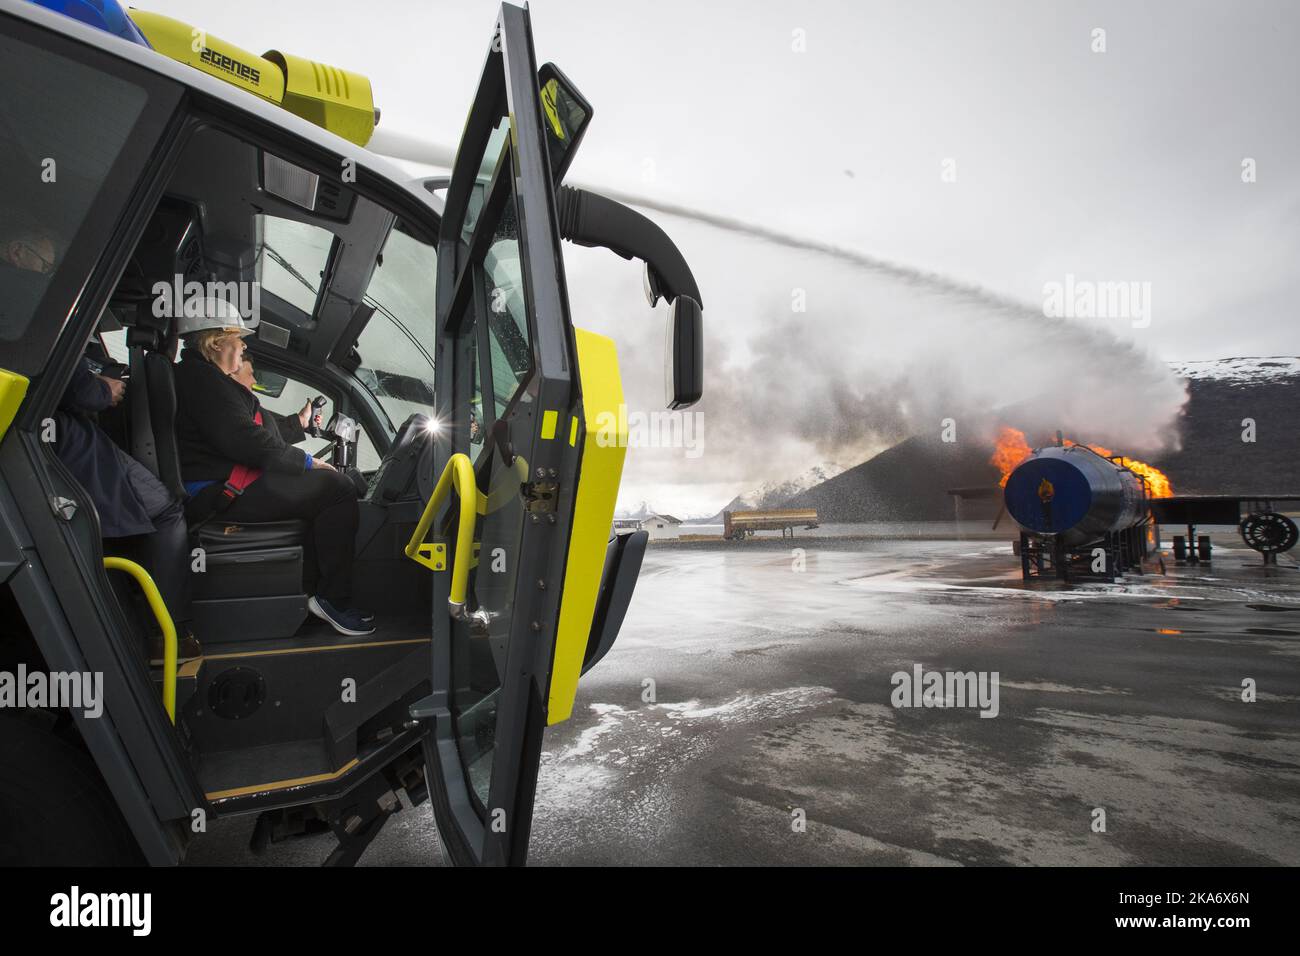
left=991, top=426, right=1033, bottom=487
left=990, top=427, right=1174, bottom=497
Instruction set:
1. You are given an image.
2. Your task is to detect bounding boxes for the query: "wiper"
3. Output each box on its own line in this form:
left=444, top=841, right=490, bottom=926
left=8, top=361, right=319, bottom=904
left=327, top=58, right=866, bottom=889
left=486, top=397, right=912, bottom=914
left=262, top=243, right=319, bottom=297
left=363, top=295, right=437, bottom=371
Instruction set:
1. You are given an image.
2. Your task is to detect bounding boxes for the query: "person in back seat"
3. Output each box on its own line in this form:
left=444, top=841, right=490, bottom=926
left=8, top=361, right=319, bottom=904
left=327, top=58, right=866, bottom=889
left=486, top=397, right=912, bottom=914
left=232, top=358, right=323, bottom=441
left=173, top=300, right=374, bottom=637
left=54, top=353, right=200, bottom=662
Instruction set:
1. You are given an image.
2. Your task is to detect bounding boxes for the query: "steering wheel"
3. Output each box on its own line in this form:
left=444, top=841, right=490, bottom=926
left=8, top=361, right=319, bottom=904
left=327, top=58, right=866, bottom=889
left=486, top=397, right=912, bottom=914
left=389, top=413, right=431, bottom=462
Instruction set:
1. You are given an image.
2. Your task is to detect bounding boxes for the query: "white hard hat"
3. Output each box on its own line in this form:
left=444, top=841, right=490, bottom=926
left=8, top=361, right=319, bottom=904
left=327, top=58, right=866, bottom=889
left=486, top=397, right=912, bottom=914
left=175, top=297, right=259, bottom=337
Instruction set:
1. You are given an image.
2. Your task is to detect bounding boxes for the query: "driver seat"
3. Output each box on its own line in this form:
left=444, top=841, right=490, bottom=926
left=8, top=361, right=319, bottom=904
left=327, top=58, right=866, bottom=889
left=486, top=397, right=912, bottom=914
left=116, top=199, right=311, bottom=643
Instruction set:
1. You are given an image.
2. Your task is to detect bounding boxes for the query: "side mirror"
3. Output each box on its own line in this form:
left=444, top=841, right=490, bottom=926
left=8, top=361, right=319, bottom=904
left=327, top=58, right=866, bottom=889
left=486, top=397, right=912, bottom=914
left=537, top=63, right=592, bottom=184
left=664, top=292, right=703, bottom=410
left=555, top=187, right=704, bottom=410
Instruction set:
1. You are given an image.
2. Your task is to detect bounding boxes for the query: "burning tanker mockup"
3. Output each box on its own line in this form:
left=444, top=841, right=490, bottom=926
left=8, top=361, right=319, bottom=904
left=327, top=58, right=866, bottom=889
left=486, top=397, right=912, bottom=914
left=1003, top=444, right=1150, bottom=546
left=990, top=428, right=1174, bottom=582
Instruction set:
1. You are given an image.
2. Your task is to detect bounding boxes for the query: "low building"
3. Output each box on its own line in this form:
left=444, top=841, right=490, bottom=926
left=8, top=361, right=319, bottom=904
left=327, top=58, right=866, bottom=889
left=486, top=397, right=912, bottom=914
left=642, top=513, right=683, bottom=540
left=613, top=513, right=684, bottom=540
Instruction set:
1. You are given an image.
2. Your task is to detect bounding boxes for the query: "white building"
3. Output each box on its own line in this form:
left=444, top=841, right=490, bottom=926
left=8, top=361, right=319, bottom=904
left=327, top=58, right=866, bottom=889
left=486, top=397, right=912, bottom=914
left=642, top=513, right=683, bottom=540
left=612, top=514, right=684, bottom=540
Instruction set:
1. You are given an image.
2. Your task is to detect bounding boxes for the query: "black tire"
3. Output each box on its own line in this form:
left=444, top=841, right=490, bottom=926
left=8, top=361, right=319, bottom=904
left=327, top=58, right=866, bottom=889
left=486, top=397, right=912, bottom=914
left=0, top=713, right=144, bottom=866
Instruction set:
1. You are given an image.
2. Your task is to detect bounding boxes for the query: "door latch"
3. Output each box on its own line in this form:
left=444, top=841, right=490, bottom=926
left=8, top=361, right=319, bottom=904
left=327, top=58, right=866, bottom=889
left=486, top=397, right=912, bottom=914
left=522, top=478, right=558, bottom=513
left=49, top=496, right=77, bottom=521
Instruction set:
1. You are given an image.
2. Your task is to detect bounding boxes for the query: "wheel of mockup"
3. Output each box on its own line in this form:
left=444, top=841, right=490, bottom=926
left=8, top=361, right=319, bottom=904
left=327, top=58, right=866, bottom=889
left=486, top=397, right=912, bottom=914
left=1239, top=512, right=1299, bottom=554
left=0, top=714, right=143, bottom=865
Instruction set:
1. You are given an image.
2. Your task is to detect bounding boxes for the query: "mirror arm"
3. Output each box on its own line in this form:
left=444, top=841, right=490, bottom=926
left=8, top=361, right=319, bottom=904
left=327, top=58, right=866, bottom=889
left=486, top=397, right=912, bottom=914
left=556, top=186, right=702, bottom=307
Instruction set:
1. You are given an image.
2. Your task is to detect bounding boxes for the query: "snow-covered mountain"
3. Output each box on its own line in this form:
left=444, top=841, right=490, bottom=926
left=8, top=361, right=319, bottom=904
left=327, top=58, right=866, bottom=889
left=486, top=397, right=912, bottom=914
left=1168, top=356, right=1300, bottom=385
left=615, top=500, right=657, bottom=520
left=703, top=462, right=845, bottom=523
left=1154, top=356, right=1300, bottom=494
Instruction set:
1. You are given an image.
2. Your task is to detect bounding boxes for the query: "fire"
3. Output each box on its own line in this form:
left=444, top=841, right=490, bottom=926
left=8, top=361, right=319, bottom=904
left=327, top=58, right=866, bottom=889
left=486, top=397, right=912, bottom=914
left=990, top=426, right=1174, bottom=497
left=1079, top=446, right=1175, bottom=498
left=991, top=427, right=1032, bottom=487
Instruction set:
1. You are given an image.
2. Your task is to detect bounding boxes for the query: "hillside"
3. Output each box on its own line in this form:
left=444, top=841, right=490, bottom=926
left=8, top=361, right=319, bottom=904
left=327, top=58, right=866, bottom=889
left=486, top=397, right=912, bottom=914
left=765, top=357, right=1300, bottom=521
left=1151, top=357, right=1300, bottom=495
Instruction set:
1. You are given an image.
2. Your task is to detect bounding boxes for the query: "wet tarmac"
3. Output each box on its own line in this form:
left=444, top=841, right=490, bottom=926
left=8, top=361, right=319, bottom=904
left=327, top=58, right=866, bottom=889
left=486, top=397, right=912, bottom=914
left=187, top=538, right=1300, bottom=866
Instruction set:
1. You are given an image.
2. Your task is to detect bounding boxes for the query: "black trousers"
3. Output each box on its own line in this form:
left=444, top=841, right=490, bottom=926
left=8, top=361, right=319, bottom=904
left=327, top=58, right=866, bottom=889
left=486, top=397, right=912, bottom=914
left=106, top=452, right=192, bottom=629
left=190, top=469, right=360, bottom=605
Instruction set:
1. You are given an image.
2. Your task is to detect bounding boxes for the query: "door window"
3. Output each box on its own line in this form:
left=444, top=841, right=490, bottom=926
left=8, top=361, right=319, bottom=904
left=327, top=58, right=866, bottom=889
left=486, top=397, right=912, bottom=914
left=449, top=208, right=535, bottom=808
left=0, top=24, right=175, bottom=374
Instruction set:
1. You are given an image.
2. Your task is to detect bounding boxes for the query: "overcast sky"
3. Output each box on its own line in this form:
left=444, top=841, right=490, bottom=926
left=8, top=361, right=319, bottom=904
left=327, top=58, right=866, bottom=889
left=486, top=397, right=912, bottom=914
left=148, top=0, right=1300, bottom=513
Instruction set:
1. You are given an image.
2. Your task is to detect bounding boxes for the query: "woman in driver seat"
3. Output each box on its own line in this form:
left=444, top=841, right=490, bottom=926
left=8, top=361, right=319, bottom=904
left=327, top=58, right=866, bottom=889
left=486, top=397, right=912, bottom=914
left=173, top=300, right=374, bottom=637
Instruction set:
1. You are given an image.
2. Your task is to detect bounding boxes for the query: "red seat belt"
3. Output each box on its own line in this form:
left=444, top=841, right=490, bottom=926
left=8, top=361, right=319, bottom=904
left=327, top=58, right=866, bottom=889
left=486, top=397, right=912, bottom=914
left=222, top=409, right=264, bottom=501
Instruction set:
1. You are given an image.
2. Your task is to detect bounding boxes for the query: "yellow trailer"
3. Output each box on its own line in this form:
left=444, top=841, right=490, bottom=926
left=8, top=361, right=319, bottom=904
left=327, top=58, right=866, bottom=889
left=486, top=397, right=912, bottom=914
left=724, top=508, right=820, bottom=540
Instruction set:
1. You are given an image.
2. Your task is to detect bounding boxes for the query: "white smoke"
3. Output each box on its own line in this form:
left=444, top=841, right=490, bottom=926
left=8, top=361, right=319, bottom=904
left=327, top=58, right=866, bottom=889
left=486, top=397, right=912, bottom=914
left=563, top=212, right=1188, bottom=516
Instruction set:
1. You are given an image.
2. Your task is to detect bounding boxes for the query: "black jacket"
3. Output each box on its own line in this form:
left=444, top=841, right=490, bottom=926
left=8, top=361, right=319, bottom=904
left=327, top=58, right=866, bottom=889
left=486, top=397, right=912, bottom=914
left=174, top=350, right=308, bottom=482
left=54, top=359, right=155, bottom=537
left=263, top=405, right=308, bottom=444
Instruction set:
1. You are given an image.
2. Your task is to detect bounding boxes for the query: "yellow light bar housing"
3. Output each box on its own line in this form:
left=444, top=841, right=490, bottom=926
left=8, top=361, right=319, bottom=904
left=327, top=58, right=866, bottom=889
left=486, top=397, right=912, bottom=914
left=126, top=11, right=284, bottom=103
left=127, top=10, right=377, bottom=146
left=263, top=50, right=376, bottom=148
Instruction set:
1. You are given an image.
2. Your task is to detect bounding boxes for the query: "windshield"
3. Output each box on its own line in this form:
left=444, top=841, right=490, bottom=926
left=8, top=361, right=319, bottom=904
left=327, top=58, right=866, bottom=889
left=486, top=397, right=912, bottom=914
left=256, top=215, right=332, bottom=315
left=354, top=221, right=438, bottom=466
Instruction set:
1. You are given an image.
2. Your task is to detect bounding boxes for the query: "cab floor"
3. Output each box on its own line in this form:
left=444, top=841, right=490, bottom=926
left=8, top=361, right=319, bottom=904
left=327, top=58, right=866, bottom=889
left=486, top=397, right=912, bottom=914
left=197, top=739, right=334, bottom=798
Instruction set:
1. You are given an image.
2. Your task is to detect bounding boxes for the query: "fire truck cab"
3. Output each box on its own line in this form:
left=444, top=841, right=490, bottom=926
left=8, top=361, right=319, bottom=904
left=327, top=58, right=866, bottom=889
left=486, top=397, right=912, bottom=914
left=0, top=0, right=702, bottom=866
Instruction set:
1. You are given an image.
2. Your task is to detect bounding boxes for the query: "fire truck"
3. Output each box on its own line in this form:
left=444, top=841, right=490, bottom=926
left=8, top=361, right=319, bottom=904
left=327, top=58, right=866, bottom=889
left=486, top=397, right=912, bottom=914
left=0, top=0, right=703, bottom=865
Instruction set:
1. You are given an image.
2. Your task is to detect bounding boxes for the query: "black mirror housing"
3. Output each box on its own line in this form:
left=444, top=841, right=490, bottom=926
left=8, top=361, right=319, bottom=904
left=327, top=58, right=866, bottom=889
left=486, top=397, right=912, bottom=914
left=537, top=62, right=592, bottom=184
left=665, top=295, right=703, bottom=410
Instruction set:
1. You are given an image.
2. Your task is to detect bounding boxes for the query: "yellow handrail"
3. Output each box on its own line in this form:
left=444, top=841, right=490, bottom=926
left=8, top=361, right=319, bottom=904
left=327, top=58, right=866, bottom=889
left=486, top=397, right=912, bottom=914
left=404, top=453, right=484, bottom=617
left=103, top=557, right=177, bottom=723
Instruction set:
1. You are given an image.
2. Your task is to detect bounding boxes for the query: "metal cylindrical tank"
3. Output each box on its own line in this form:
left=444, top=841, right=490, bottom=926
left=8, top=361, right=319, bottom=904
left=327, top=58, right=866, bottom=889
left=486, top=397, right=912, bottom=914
left=1004, top=445, right=1146, bottom=545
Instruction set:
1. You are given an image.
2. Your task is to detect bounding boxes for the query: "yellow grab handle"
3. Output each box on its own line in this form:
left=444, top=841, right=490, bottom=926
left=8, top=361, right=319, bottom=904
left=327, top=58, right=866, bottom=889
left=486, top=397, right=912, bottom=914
left=103, top=557, right=177, bottom=723
left=404, top=453, right=484, bottom=616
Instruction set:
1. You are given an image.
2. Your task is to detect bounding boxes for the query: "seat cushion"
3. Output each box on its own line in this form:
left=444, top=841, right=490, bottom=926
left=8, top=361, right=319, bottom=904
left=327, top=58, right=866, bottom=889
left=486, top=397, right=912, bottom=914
left=197, top=519, right=306, bottom=554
